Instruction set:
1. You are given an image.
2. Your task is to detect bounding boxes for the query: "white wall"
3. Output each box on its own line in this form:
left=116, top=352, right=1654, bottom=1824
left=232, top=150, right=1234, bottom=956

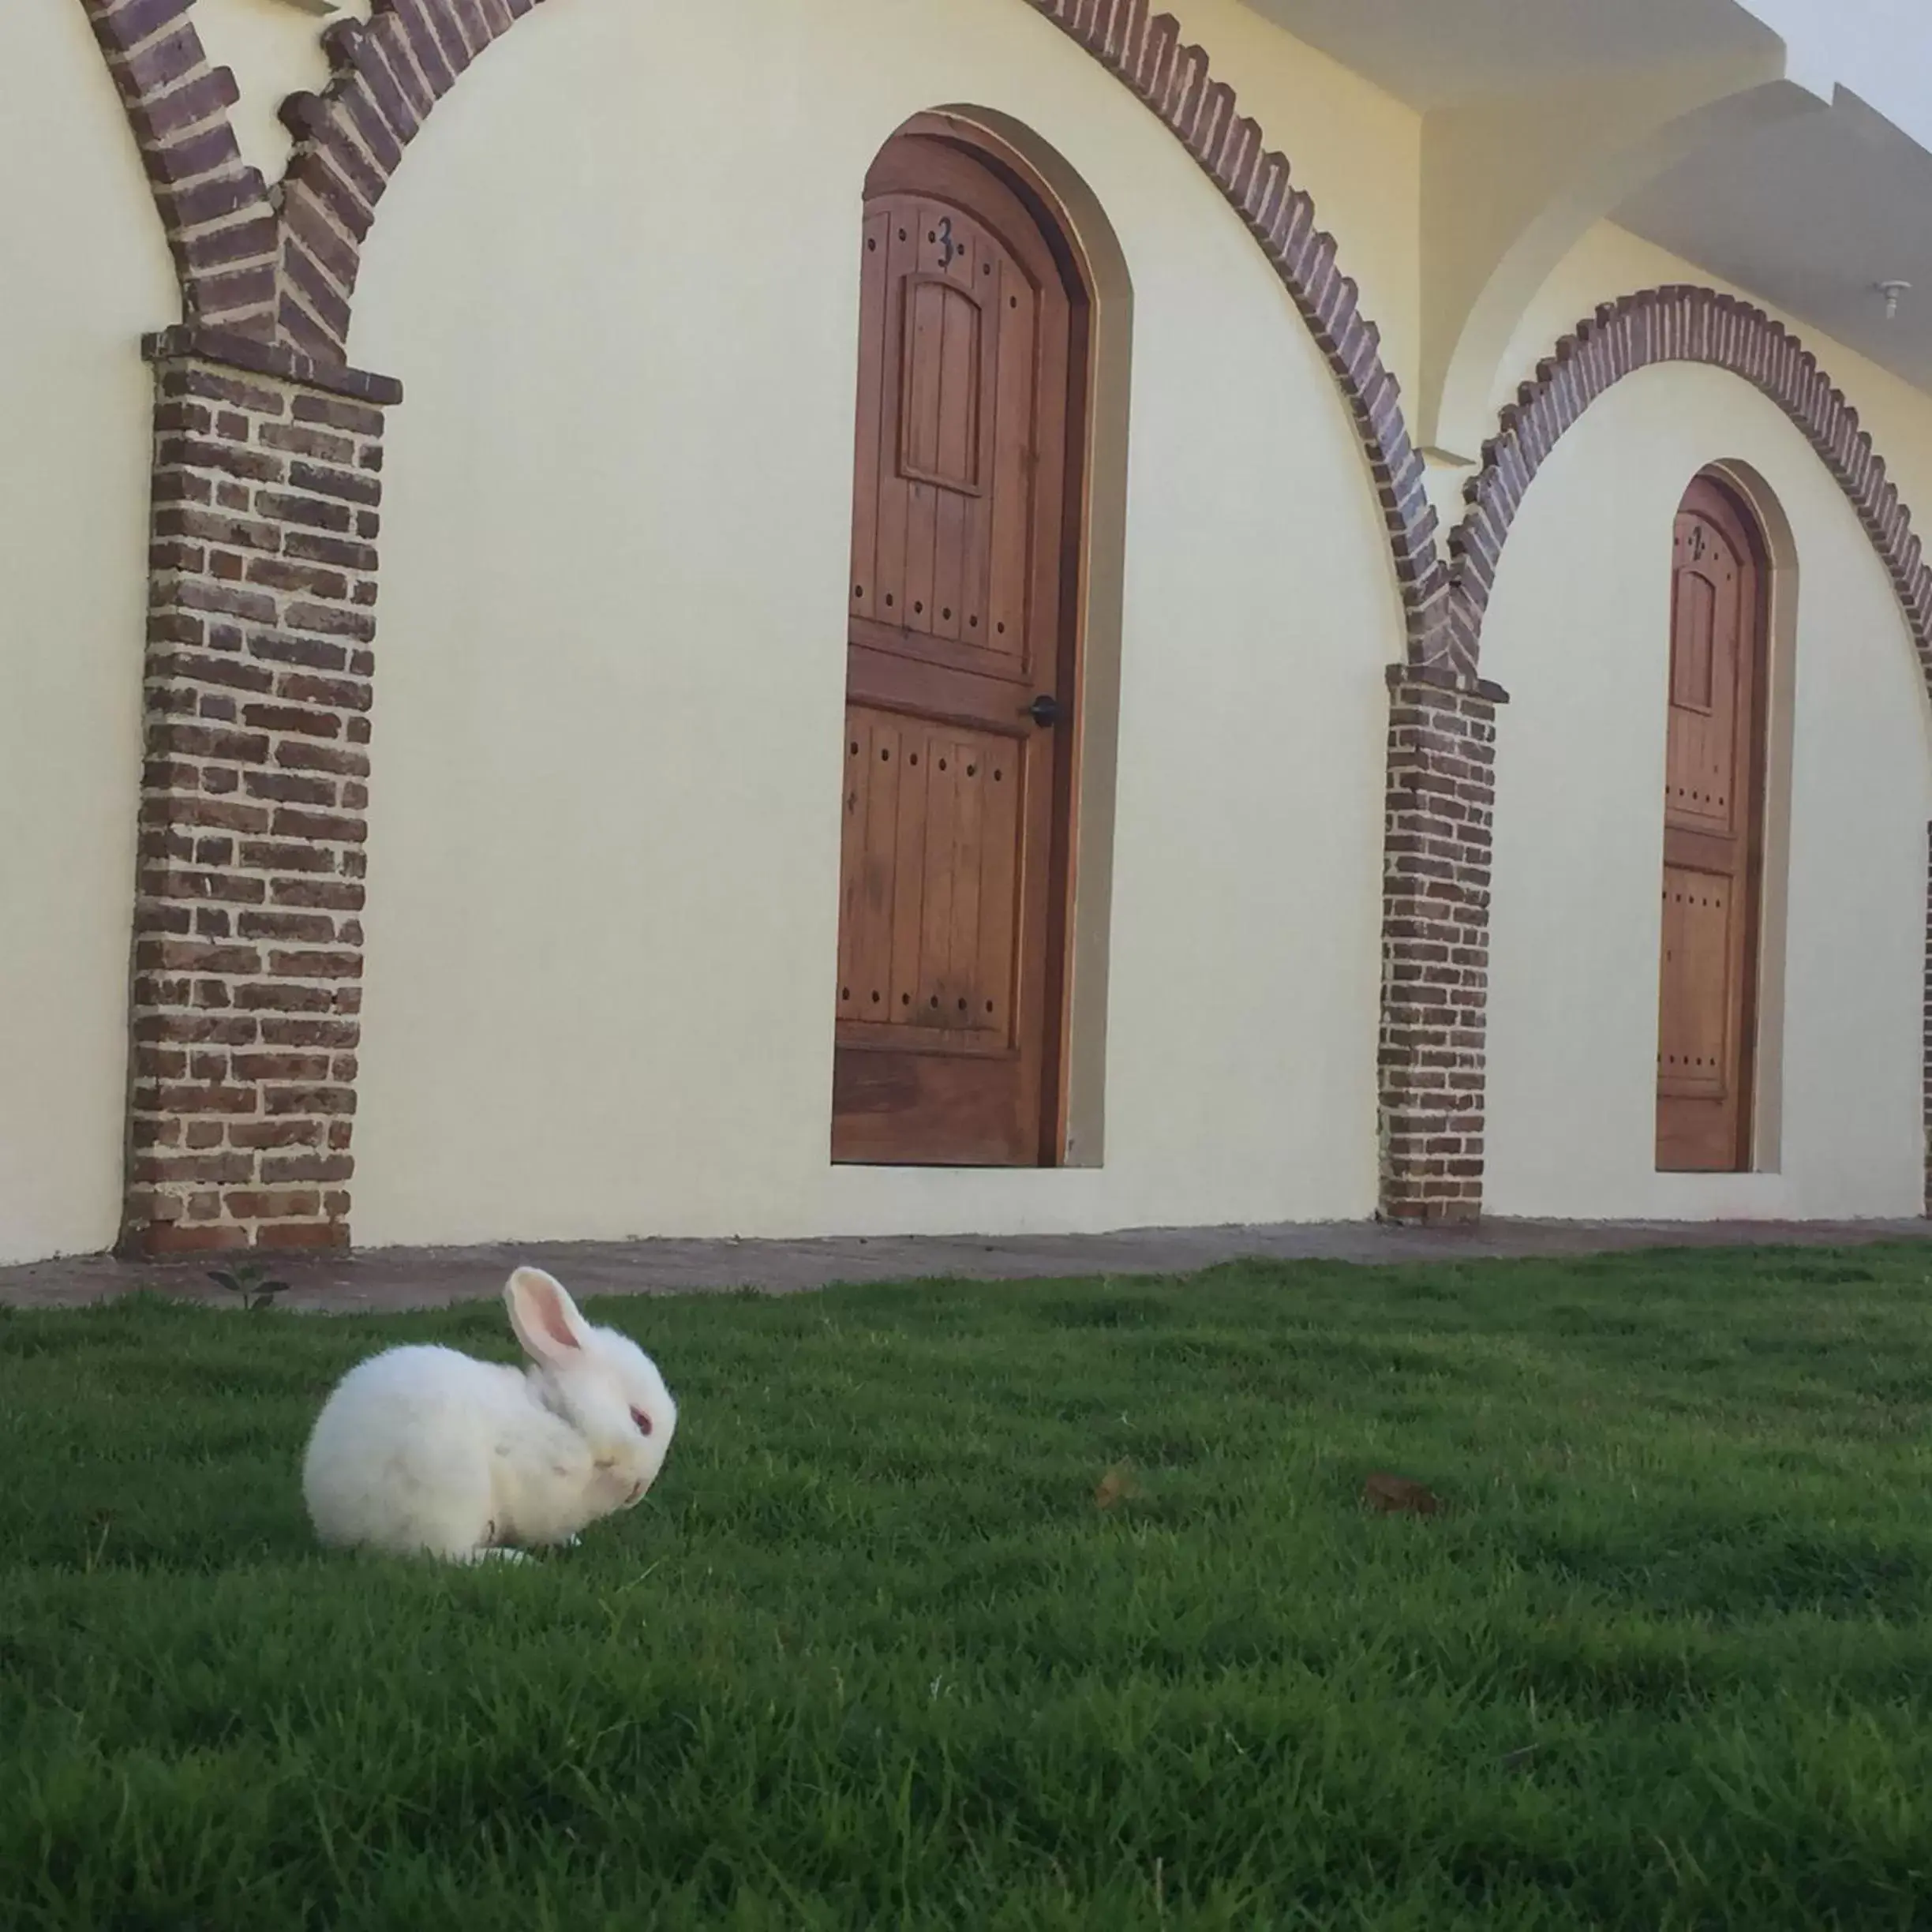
left=0, top=6, right=175, bottom=1263
left=1482, top=360, right=1932, bottom=1219
left=1738, top=0, right=1932, bottom=153
left=345, top=0, right=1404, bottom=1244
left=193, top=0, right=365, bottom=189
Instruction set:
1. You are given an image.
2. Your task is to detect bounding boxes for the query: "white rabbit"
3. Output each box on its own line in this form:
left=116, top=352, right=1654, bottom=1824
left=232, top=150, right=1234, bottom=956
left=301, top=1266, right=678, bottom=1562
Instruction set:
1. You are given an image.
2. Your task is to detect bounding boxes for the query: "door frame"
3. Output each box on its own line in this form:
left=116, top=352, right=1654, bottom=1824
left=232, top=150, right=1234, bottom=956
left=1655, top=466, right=1773, bottom=1174
left=840, top=111, right=1097, bottom=1166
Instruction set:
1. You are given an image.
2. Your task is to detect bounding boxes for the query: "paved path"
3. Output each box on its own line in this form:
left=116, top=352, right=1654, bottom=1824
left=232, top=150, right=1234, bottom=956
left=1, top=1217, right=1926, bottom=1312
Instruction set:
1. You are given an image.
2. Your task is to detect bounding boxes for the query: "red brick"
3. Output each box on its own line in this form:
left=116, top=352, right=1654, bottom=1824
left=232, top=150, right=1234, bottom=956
left=285, top=602, right=376, bottom=641
left=223, top=1189, right=322, bottom=1220
left=243, top=771, right=337, bottom=807
left=256, top=1219, right=351, bottom=1251
left=229, top=1119, right=325, bottom=1150
left=260, top=1152, right=355, bottom=1184
left=233, top=981, right=344, bottom=1013
left=245, top=556, right=349, bottom=599
left=291, top=393, right=385, bottom=437
left=133, top=1222, right=251, bottom=1256
left=267, top=949, right=364, bottom=979
left=258, top=1017, right=359, bottom=1049
left=137, top=939, right=261, bottom=975
left=237, top=839, right=339, bottom=874
left=276, top=673, right=370, bottom=711
left=231, top=1051, right=334, bottom=1082
left=275, top=741, right=369, bottom=777
left=179, top=210, right=279, bottom=275
left=249, top=633, right=350, bottom=674
left=258, top=421, right=355, bottom=463
left=271, top=877, right=365, bottom=910
left=111, top=22, right=201, bottom=99
left=240, top=703, right=342, bottom=739
left=140, top=118, right=240, bottom=186
left=268, top=807, right=366, bottom=843
left=161, top=365, right=286, bottom=415
left=253, top=490, right=352, bottom=532
left=151, top=1081, right=259, bottom=1115
left=264, top=1084, right=356, bottom=1116
left=288, top=459, right=381, bottom=507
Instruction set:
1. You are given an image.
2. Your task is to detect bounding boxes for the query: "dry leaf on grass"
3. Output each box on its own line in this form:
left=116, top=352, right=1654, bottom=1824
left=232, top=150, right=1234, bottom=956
left=1094, top=1462, right=1140, bottom=1510
left=1361, top=1471, right=1446, bottom=1516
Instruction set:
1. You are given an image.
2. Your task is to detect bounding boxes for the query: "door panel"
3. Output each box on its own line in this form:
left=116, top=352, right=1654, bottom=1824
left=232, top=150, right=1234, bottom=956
left=832, top=127, right=1082, bottom=1166
left=1655, top=476, right=1766, bottom=1171
left=837, top=706, right=1021, bottom=1051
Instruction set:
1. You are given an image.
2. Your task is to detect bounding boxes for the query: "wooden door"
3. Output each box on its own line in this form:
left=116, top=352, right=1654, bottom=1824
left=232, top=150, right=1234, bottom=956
left=831, top=124, right=1084, bottom=1165
left=1656, top=474, right=1767, bottom=1171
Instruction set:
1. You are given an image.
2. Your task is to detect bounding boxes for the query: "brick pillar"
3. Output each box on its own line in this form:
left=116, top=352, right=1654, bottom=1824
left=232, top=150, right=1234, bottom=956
left=1378, top=664, right=1508, bottom=1223
left=120, top=326, right=400, bottom=1257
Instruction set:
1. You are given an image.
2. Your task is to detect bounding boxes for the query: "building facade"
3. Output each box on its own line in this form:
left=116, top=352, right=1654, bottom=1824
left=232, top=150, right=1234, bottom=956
left=8, top=0, right=1932, bottom=1261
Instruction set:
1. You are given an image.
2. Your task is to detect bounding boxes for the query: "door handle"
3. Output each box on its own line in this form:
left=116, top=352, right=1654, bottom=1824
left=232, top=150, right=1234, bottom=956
left=1024, top=694, right=1063, bottom=726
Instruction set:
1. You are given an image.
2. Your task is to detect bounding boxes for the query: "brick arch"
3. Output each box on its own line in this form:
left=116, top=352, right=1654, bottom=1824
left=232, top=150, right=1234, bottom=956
left=1447, top=285, right=1932, bottom=675
left=1420, top=282, right=1932, bottom=1224
left=79, top=0, right=279, bottom=336
left=80, top=0, right=1451, bottom=651
left=1024, top=2, right=1447, bottom=662
left=80, top=0, right=1448, bottom=657
left=271, top=1, right=544, bottom=361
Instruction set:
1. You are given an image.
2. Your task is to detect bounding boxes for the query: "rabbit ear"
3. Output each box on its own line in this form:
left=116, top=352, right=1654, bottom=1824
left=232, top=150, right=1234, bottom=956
left=504, top=1267, right=590, bottom=1367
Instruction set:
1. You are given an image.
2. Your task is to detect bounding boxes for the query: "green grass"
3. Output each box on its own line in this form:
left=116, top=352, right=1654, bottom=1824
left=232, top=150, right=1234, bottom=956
left=5, top=1245, right=1932, bottom=1929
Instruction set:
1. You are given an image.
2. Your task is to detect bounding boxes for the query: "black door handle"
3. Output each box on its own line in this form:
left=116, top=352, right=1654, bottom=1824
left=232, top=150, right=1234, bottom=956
left=1024, top=694, right=1063, bottom=726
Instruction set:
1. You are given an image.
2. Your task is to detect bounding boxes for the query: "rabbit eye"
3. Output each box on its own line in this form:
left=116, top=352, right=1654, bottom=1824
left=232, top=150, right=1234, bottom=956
left=630, top=1407, right=653, bottom=1436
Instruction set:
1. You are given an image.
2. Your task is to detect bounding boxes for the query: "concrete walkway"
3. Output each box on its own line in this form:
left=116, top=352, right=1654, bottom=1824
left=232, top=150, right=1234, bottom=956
left=1, top=1216, right=1926, bottom=1312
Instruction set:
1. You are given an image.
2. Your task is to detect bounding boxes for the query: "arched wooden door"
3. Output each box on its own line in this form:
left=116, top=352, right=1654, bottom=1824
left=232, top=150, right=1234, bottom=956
left=1656, top=473, right=1769, bottom=1171
left=831, top=121, right=1086, bottom=1166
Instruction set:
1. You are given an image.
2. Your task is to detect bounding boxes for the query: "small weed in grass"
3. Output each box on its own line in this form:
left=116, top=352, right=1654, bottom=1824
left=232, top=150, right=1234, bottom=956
left=206, top=1260, right=292, bottom=1312
left=2, top=1245, right=1932, bottom=1927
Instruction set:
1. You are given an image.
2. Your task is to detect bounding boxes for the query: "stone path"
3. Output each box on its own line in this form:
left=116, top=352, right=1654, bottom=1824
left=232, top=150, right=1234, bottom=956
left=1, top=1217, right=1926, bottom=1312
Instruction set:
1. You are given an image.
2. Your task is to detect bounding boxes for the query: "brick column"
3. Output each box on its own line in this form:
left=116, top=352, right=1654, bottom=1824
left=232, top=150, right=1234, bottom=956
left=121, top=326, right=400, bottom=1257
left=1378, top=664, right=1508, bottom=1223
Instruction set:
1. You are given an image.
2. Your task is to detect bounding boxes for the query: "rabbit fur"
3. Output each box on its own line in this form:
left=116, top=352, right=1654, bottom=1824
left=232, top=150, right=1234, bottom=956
left=301, top=1266, right=677, bottom=1561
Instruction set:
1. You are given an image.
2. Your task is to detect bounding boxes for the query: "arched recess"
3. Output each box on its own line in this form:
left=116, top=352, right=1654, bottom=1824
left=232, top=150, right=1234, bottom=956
left=1654, top=468, right=1774, bottom=1177
left=1448, top=287, right=1932, bottom=679
left=831, top=109, right=1125, bottom=1170
left=1447, top=285, right=1932, bottom=1219
left=1693, top=458, right=1802, bottom=1181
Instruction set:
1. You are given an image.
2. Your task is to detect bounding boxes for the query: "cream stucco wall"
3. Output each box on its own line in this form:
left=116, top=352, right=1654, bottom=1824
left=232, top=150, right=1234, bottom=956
left=1481, top=359, right=1932, bottom=1219
left=1178, top=0, right=1421, bottom=402
left=0, top=6, right=175, bottom=1262
left=344, top=0, right=1408, bottom=1245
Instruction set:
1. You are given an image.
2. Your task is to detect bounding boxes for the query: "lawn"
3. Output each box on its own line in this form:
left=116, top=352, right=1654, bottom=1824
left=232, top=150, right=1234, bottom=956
left=4, top=1245, right=1932, bottom=1929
